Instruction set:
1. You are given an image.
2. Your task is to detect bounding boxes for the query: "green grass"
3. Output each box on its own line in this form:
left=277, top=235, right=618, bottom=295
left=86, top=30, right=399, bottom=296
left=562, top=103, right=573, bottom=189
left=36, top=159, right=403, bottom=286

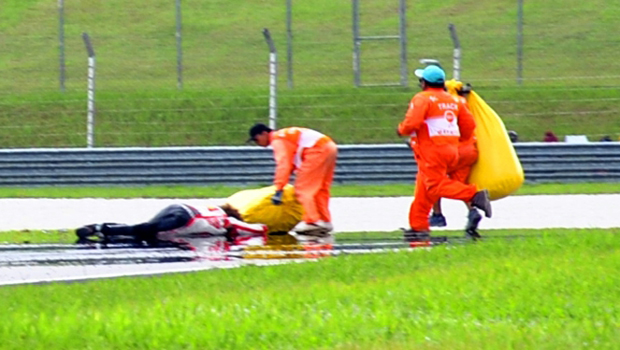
left=0, top=229, right=75, bottom=244
left=0, top=182, right=618, bottom=199
left=2, top=86, right=619, bottom=147
left=1, top=229, right=619, bottom=349
left=1, top=0, right=619, bottom=146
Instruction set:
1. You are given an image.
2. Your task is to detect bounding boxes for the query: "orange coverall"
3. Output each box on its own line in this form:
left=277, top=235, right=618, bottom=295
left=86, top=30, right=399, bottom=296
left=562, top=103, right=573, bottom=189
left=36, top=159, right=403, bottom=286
left=399, top=88, right=478, bottom=231
left=269, top=127, right=338, bottom=224
left=449, top=137, right=478, bottom=183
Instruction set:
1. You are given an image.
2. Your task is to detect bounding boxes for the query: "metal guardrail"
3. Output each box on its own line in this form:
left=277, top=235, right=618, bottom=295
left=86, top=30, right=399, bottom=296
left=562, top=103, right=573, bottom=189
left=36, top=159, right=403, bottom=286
left=1, top=143, right=619, bottom=186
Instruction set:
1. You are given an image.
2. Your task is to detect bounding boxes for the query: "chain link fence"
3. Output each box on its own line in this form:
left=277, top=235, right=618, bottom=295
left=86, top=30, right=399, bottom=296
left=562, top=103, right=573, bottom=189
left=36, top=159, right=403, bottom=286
left=0, top=0, right=618, bottom=147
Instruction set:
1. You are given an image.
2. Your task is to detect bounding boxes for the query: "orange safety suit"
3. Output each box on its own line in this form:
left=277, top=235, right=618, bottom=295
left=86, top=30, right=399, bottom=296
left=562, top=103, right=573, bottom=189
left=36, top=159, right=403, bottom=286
left=399, top=88, right=478, bottom=231
left=449, top=137, right=478, bottom=184
left=269, top=127, right=338, bottom=224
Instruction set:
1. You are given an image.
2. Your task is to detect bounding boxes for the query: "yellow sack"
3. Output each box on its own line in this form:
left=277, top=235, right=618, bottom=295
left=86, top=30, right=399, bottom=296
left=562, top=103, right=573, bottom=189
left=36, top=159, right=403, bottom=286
left=446, top=80, right=524, bottom=200
left=225, top=184, right=303, bottom=233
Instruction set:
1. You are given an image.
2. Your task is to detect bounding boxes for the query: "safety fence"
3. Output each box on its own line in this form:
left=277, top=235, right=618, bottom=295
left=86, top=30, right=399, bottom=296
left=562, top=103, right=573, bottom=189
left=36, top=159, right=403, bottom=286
left=4, top=1, right=618, bottom=93
left=1, top=143, right=619, bottom=187
left=2, top=1, right=620, bottom=148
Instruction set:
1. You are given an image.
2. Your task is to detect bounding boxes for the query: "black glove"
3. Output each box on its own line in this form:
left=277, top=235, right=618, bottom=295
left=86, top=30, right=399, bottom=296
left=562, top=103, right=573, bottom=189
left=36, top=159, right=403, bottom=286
left=271, top=190, right=283, bottom=205
left=458, top=83, right=473, bottom=96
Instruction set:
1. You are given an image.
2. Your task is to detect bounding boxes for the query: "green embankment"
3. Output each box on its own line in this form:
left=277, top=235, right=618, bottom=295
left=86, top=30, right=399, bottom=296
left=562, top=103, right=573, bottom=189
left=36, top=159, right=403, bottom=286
left=0, top=182, right=617, bottom=199
left=1, top=0, right=619, bottom=146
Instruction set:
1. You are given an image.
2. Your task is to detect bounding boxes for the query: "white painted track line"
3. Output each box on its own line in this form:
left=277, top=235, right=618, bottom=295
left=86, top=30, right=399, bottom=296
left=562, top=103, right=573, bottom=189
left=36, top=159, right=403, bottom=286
left=0, top=259, right=307, bottom=287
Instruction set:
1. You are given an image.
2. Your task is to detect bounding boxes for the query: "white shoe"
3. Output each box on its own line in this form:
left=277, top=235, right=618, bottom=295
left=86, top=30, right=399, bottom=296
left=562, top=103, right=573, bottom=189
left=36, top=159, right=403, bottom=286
left=292, top=221, right=332, bottom=245
left=316, top=220, right=334, bottom=232
left=292, top=221, right=325, bottom=234
left=293, top=221, right=333, bottom=233
left=295, top=232, right=335, bottom=245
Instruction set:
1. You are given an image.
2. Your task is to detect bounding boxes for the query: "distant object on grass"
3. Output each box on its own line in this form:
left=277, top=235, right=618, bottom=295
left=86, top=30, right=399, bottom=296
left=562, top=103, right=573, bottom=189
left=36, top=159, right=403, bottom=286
left=508, top=130, right=519, bottom=143
left=543, top=131, right=559, bottom=142
left=564, top=135, right=589, bottom=144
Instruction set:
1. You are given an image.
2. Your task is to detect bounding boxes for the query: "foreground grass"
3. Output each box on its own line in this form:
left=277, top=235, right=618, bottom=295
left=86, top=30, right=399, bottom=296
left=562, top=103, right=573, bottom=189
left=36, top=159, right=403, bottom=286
left=1, top=229, right=619, bottom=349
left=0, top=182, right=619, bottom=199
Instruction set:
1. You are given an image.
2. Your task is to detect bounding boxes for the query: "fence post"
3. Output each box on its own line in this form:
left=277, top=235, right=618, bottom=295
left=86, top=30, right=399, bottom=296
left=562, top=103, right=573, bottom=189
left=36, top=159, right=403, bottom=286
left=448, top=24, right=461, bottom=81
left=82, top=33, right=96, bottom=148
left=352, top=0, right=361, bottom=87
left=517, top=0, right=524, bottom=85
left=262, top=28, right=278, bottom=130
left=286, top=0, right=293, bottom=89
left=58, top=0, right=65, bottom=92
left=175, top=0, right=183, bottom=90
left=352, top=0, right=407, bottom=87
left=398, top=0, right=408, bottom=87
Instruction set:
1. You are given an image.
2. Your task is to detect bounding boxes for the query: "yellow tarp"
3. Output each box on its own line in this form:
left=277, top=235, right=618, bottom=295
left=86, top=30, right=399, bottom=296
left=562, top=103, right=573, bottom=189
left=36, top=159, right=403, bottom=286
left=225, top=184, right=303, bottom=233
left=446, top=80, right=525, bottom=200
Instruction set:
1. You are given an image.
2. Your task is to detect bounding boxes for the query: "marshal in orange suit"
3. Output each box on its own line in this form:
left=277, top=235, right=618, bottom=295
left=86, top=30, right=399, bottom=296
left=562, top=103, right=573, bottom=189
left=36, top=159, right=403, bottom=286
left=248, top=123, right=337, bottom=240
left=429, top=85, right=484, bottom=240
left=397, top=65, right=492, bottom=242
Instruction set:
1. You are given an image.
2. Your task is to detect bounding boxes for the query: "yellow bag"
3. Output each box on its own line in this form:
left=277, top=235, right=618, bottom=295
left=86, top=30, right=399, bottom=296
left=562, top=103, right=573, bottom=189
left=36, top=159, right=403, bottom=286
left=225, top=184, right=303, bottom=233
left=446, top=80, right=525, bottom=200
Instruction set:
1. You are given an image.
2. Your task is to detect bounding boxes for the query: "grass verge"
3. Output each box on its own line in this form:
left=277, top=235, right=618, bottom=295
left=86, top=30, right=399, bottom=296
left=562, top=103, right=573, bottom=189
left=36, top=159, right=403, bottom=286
left=0, top=182, right=619, bottom=198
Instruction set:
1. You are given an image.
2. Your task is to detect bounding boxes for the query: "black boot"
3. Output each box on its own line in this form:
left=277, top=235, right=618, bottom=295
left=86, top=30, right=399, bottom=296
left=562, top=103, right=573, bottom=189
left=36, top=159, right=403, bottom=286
left=465, top=208, right=482, bottom=233
left=75, top=224, right=104, bottom=243
left=471, top=189, right=492, bottom=218
left=465, top=228, right=482, bottom=240
left=401, top=228, right=431, bottom=242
